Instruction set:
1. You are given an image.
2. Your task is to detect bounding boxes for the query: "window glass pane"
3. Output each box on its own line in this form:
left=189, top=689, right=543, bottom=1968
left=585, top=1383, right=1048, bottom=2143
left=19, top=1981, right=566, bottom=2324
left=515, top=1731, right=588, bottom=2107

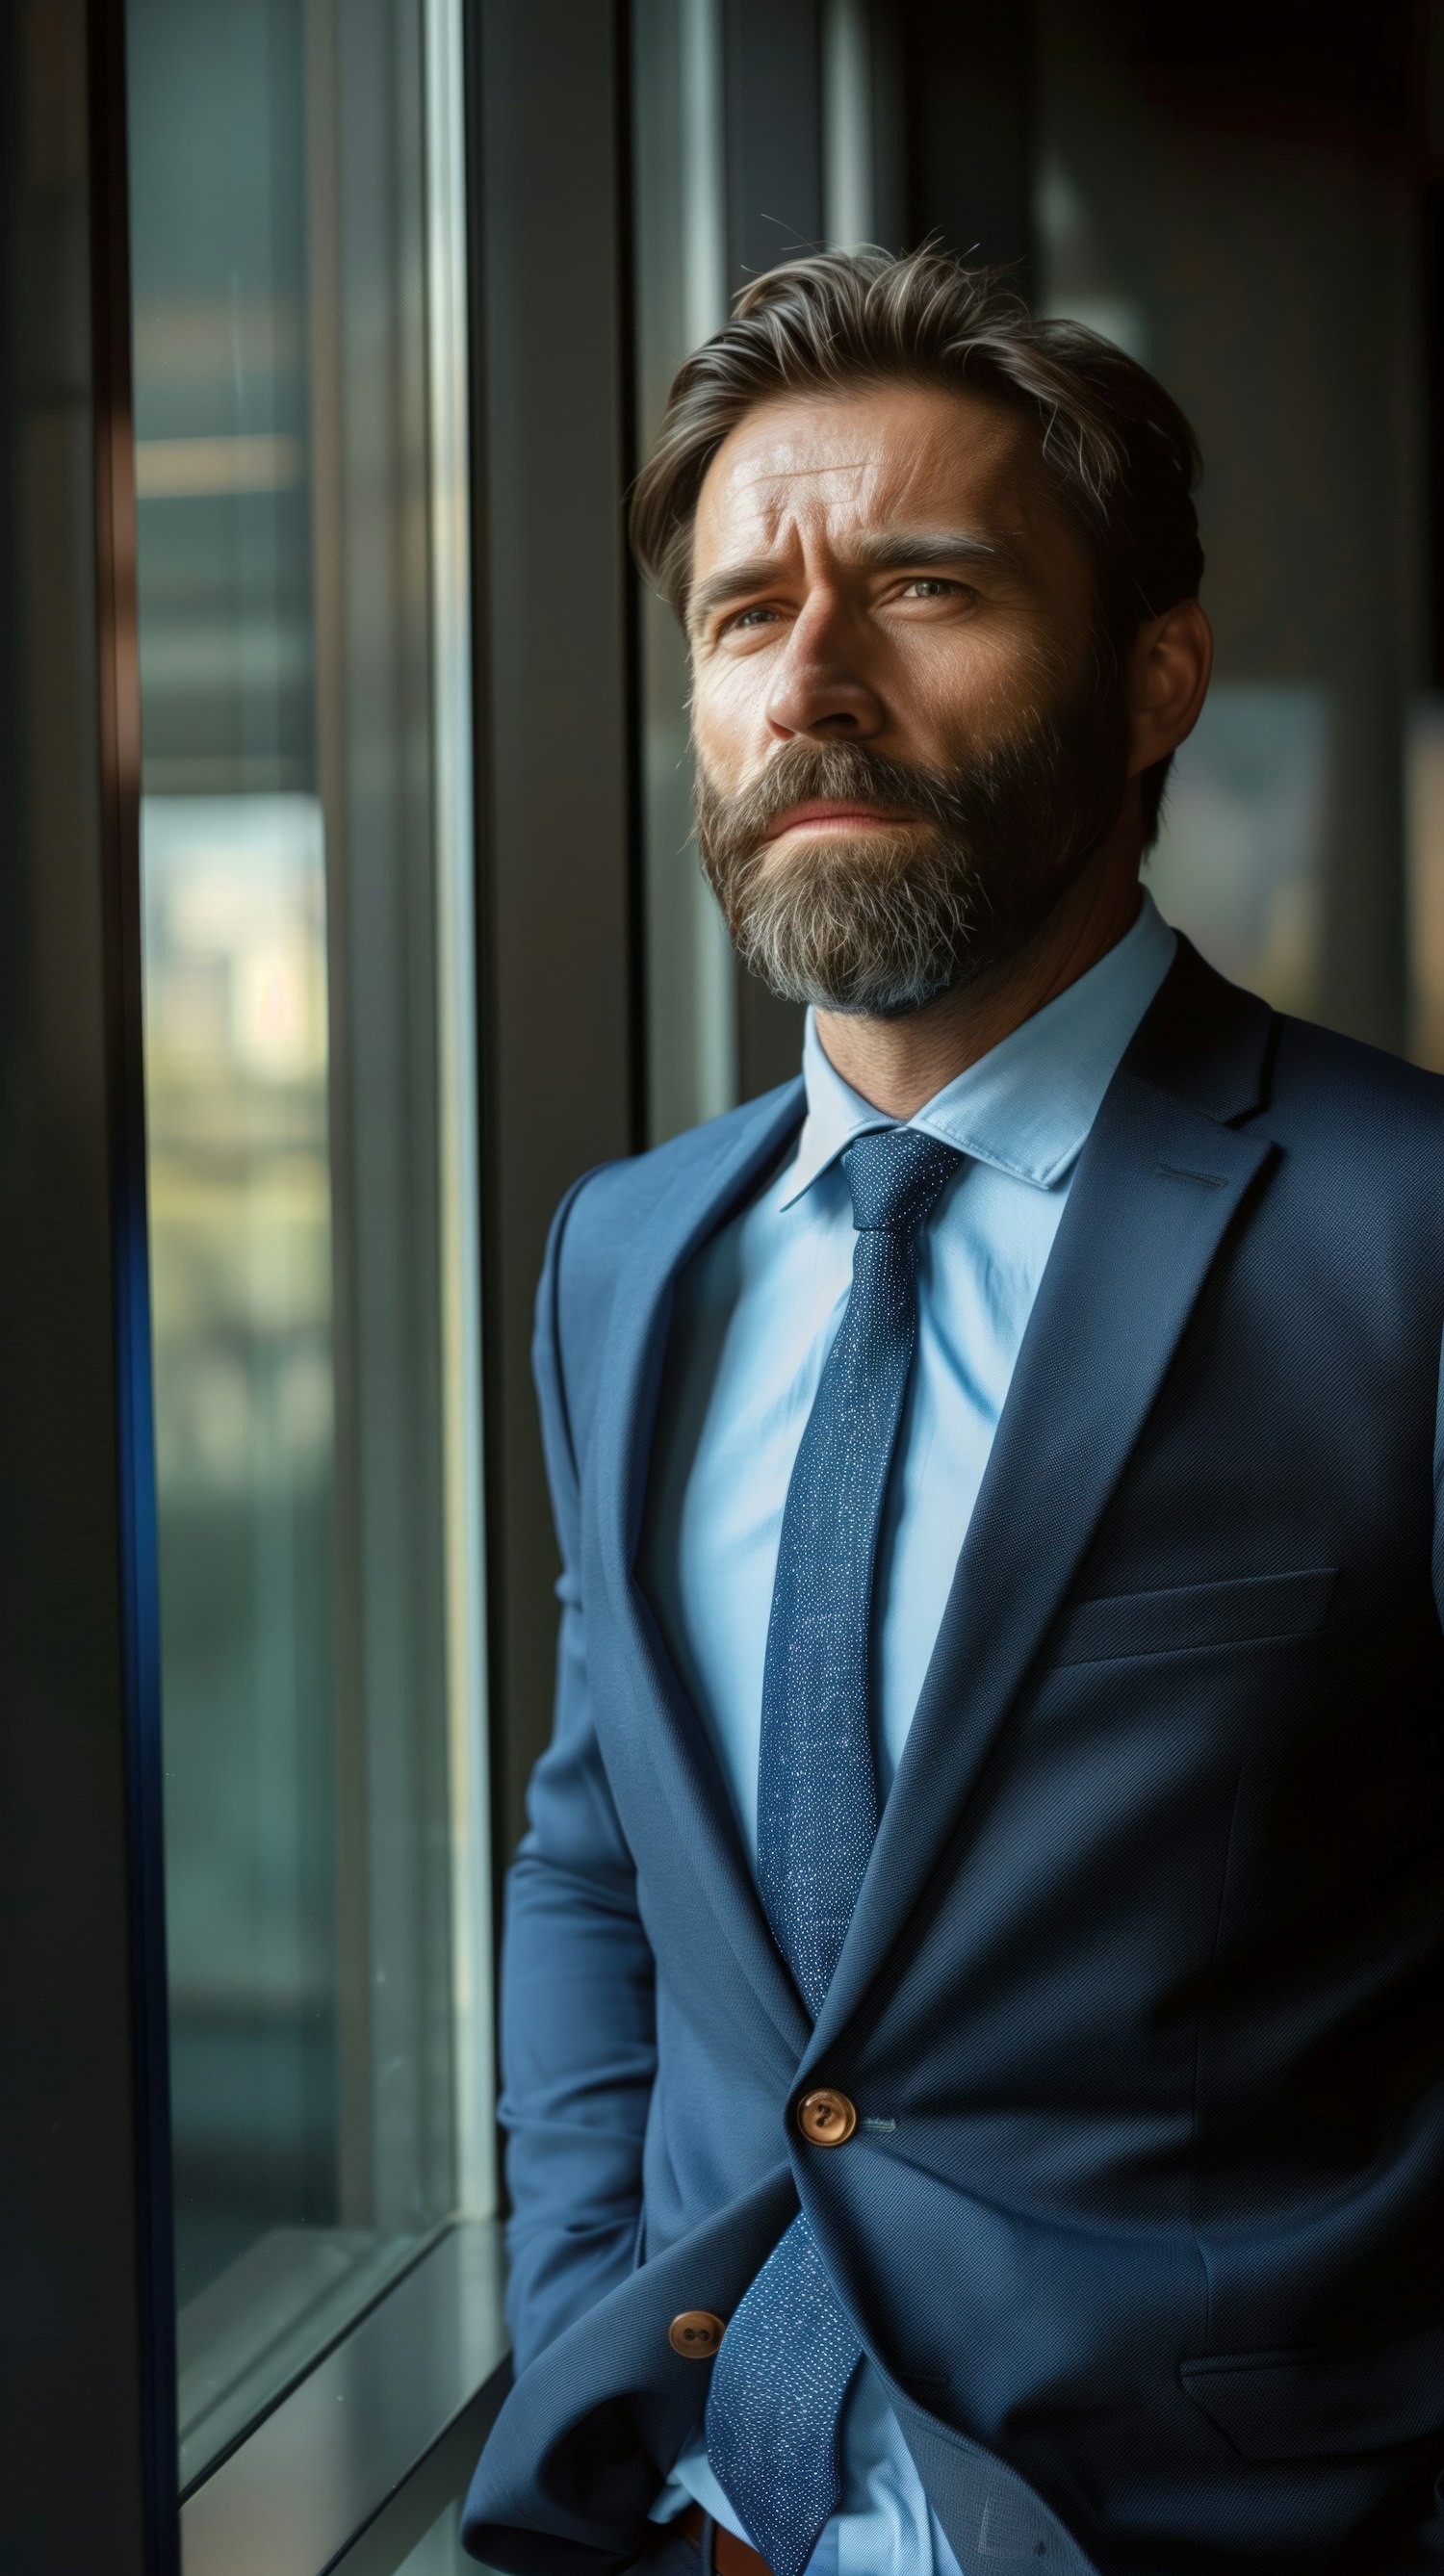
left=126, top=0, right=490, bottom=2484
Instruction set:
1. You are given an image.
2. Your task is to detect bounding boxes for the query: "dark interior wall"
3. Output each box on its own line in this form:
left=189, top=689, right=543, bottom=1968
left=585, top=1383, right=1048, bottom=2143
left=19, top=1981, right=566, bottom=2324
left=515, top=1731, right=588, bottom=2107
left=876, top=0, right=1034, bottom=274
left=723, top=0, right=822, bottom=284
left=471, top=0, right=639, bottom=1868
left=1035, top=0, right=1423, bottom=1047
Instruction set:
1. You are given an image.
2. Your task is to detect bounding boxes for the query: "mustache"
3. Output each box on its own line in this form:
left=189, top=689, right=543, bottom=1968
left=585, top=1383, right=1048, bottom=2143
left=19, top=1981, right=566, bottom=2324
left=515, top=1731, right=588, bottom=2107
left=698, top=740, right=977, bottom=849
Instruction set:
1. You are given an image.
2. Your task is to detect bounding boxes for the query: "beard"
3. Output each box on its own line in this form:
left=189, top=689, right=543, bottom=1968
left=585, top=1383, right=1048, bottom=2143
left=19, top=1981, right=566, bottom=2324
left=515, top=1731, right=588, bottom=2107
left=693, top=668, right=1131, bottom=1018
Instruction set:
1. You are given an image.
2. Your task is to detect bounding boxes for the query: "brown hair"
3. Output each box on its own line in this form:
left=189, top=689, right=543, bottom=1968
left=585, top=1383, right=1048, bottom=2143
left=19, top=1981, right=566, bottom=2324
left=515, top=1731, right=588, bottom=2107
left=629, top=244, right=1204, bottom=839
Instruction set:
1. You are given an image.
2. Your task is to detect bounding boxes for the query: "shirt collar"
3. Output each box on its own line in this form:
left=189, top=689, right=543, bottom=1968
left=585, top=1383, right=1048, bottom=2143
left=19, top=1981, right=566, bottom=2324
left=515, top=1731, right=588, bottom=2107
left=778, top=885, right=1177, bottom=1208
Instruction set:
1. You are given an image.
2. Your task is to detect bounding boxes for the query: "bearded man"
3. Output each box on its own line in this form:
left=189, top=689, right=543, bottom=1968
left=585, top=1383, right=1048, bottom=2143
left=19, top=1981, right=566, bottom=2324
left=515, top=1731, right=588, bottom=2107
left=463, top=249, right=1444, bottom=2576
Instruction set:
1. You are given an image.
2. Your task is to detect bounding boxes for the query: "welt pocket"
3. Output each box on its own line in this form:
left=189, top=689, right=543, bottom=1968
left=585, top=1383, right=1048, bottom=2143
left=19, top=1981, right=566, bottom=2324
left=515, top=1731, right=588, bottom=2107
left=1179, top=2312, right=1444, bottom=2460
left=1048, top=1566, right=1337, bottom=1667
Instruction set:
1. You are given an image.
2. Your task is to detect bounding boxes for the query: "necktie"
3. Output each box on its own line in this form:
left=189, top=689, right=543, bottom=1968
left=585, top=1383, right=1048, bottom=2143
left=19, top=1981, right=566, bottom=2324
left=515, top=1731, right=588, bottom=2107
left=705, top=1124, right=965, bottom=2576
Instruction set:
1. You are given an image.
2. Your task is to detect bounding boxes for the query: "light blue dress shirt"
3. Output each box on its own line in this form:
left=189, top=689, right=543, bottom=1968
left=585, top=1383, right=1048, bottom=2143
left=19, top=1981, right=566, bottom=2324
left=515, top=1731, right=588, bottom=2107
left=640, top=891, right=1178, bottom=2575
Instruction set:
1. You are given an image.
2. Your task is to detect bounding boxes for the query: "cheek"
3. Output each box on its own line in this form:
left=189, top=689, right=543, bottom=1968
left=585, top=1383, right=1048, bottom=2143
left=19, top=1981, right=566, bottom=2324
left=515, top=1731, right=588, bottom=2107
left=691, top=657, right=772, bottom=787
left=888, top=632, right=1017, bottom=751
left=898, top=621, right=1062, bottom=740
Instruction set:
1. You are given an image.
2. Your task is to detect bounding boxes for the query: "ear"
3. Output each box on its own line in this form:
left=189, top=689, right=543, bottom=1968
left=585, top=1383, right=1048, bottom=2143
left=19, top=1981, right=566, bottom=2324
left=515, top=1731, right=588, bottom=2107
left=1124, top=598, right=1212, bottom=780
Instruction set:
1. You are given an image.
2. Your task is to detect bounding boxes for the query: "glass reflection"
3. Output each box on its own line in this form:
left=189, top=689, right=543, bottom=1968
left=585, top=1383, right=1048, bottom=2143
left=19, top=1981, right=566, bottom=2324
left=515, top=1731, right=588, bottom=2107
left=142, top=792, right=339, bottom=2322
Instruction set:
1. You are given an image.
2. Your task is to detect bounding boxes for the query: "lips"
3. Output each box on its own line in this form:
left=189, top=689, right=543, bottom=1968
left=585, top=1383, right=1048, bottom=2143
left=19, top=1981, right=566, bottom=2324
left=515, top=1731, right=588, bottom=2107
left=763, top=800, right=915, bottom=837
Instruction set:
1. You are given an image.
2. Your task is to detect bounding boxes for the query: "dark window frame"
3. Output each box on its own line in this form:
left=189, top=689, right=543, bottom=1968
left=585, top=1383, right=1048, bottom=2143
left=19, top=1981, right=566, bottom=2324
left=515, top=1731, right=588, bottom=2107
left=1, top=0, right=175, bottom=2565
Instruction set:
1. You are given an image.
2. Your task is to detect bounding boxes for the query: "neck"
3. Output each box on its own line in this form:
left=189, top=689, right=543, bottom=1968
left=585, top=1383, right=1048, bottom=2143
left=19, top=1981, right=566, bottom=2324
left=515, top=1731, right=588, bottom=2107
left=812, top=832, right=1145, bottom=1121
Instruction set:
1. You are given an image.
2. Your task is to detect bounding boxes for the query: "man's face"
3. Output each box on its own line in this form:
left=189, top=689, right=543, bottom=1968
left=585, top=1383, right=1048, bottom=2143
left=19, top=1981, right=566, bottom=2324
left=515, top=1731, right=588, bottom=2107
left=687, top=378, right=1132, bottom=1016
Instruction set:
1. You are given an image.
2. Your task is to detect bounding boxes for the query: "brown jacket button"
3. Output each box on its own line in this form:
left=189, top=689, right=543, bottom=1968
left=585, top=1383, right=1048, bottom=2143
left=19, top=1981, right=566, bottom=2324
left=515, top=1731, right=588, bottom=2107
left=797, top=2087, right=858, bottom=2146
left=669, top=2309, right=726, bottom=2357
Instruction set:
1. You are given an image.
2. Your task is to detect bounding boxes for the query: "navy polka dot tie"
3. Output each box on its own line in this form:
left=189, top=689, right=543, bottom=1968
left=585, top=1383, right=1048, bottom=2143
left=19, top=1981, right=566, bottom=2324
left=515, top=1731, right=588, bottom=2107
left=705, top=1125, right=965, bottom=2576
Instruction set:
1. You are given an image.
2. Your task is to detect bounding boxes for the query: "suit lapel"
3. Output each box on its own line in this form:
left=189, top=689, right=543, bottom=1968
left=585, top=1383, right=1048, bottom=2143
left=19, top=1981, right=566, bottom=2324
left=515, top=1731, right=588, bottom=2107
left=584, top=1079, right=812, bottom=2062
left=811, top=940, right=1278, bottom=2059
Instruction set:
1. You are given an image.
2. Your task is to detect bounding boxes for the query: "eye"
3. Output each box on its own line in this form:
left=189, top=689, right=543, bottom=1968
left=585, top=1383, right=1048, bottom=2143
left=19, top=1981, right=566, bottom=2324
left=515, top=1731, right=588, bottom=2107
left=900, top=576, right=972, bottom=601
left=721, top=605, right=781, bottom=633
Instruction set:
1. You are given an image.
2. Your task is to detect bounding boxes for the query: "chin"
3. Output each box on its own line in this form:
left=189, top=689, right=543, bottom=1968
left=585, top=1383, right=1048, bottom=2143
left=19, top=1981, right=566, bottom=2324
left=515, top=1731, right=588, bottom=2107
left=753, top=944, right=964, bottom=1019
left=723, top=826, right=983, bottom=1015
left=756, top=822, right=930, bottom=883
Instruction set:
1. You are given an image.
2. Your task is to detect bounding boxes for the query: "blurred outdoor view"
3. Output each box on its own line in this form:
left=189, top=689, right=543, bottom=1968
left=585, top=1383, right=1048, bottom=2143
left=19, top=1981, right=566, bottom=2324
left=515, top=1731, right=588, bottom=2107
left=142, top=789, right=336, bottom=2286
left=129, top=0, right=482, bottom=2485
left=129, top=0, right=346, bottom=2351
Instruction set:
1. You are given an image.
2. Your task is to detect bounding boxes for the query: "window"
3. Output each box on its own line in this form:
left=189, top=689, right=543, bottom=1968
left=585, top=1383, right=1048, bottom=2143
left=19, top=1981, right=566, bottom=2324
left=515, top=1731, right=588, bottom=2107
left=125, top=0, right=491, bottom=2485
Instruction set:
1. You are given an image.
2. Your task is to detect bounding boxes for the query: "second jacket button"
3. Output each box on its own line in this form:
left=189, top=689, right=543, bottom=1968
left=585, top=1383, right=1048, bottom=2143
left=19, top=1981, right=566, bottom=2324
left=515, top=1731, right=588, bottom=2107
left=797, top=2087, right=857, bottom=2146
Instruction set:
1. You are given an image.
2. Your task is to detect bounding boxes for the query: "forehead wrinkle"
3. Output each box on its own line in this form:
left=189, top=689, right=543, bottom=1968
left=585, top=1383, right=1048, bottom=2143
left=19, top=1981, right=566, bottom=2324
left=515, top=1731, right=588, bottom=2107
left=725, top=463, right=879, bottom=545
left=694, top=386, right=1088, bottom=612
left=733, top=455, right=873, bottom=489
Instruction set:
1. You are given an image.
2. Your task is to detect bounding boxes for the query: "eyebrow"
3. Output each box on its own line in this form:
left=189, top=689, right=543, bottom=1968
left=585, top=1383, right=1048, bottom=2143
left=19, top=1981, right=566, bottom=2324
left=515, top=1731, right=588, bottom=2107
left=686, top=528, right=1029, bottom=635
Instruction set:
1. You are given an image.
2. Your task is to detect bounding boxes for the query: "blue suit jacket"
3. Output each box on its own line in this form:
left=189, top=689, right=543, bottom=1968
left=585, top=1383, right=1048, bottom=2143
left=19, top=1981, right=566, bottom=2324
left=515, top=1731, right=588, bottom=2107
left=464, top=940, right=1444, bottom=2576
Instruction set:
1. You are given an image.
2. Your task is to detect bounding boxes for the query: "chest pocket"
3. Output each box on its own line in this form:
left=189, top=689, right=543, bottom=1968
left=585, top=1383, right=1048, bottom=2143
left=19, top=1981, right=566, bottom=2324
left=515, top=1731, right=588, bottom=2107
left=1048, top=1566, right=1337, bottom=1667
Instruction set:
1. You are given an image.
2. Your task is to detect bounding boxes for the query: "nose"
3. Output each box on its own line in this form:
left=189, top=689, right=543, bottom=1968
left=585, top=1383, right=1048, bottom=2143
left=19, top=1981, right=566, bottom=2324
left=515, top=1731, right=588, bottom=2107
left=764, top=593, right=886, bottom=742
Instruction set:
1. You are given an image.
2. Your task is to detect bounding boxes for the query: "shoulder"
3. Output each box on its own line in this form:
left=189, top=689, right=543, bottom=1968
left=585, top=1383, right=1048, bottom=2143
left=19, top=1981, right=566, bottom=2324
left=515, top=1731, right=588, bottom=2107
left=1152, top=932, right=1444, bottom=1156
left=535, top=1078, right=805, bottom=1410
left=549, top=1081, right=798, bottom=1279
left=531, top=1080, right=803, bottom=1480
left=1266, top=1010, right=1444, bottom=1159
left=1254, top=1011, right=1444, bottom=1323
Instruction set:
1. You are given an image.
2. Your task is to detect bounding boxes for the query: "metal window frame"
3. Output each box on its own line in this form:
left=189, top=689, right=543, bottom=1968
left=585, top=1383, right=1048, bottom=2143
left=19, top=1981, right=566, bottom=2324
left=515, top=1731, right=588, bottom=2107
left=0, top=0, right=176, bottom=2567
left=178, top=2222, right=508, bottom=2576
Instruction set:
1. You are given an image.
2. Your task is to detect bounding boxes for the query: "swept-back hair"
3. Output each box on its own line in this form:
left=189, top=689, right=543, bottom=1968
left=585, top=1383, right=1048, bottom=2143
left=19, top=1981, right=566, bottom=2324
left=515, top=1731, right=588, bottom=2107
left=629, top=245, right=1203, bottom=838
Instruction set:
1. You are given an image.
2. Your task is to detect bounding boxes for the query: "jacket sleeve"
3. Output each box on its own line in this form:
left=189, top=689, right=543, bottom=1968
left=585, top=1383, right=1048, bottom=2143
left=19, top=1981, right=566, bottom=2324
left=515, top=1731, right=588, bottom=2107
left=1434, top=1318, right=1444, bottom=1636
left=498, top=1172, right=658, bottom=2376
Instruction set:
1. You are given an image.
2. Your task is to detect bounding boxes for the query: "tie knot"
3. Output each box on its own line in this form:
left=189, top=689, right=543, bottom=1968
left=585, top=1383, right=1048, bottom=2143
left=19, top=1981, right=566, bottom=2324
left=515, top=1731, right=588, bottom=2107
left=841, top=1125, right=963, bottom=1234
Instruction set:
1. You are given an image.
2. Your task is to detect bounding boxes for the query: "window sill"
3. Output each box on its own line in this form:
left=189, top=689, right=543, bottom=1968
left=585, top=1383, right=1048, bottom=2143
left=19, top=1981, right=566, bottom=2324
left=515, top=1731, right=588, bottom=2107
left=180, top=2219, right=507, bottom=2576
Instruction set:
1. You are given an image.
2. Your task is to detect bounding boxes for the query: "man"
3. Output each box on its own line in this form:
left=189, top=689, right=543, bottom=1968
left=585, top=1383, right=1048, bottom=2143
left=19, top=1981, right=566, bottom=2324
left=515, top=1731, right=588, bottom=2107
left=464, top=248, right=1444, bottom=2576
